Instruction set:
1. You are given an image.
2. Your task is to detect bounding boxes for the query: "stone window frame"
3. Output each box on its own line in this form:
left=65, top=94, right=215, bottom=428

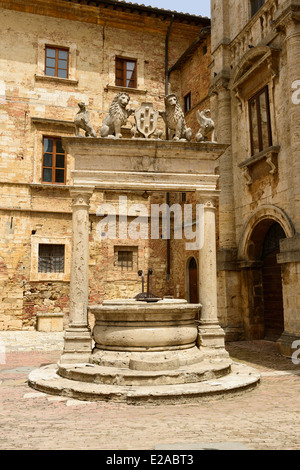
left=113, top=245, right=138, bottom=272
left=30, top=118, right=75, bottom=186
left=184, top=92, right=192, bottom=114
left=248, top=85, right=272, bottom=157
left=105, top=48, right=146, bottom=94
left=35, top=38, right=78, bottom=85
left=42, top=136, right=67, bottom=185
left=230, top=46, right=280, bottom=183
left=115, top=56, right=137, bottom=89
left=45, top=45, right=69, bottom=79
left=30, top=235, right=71, bottom=282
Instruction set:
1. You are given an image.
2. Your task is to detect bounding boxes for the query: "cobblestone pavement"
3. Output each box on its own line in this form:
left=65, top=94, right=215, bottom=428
left=0, top=332, right=299, bottom=450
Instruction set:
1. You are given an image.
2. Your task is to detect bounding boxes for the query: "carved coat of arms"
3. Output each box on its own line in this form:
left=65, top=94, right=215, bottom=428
left=134, top=102, right=159, bottom=139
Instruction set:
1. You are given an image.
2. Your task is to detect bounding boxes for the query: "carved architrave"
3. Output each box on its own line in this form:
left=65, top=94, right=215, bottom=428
left=134, top=102, right=158, bottom=139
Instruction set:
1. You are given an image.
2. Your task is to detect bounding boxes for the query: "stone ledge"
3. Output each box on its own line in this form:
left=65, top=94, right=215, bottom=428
left=238, top=146, right=280, bottom=185
left=31, top=117, right=75, bottom=130
left=34, top=74, right=78, bottom=86
left=104, top=85, right=147, bottom=95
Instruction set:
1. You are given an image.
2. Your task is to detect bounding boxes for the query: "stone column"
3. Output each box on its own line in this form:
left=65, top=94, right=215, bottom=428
left=196, top=193, right=228, bottom=357
left=60, top=187, right=94, bottom=364
left=277, top=13, right=300, bottom=356
left=210, top=75, right=243, bottom=341
left=287, top=18, right=300, bottom=231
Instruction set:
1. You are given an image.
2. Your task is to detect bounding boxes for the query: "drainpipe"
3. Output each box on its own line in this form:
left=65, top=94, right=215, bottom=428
left=165, top=15, right=174, bottom=282
left=165, top=14, right=175, bottom=140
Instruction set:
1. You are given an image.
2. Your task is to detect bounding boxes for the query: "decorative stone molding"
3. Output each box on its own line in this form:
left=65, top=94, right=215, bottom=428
left=229, top=0, right=280, bottom=67
left=230, top=47, right=281, bottom=100
left=62, top=137, right=227, bottom=192
left=31, top=117, right=75, bottom=131
left=70, top=187, right=94, bottom=208
left=273, top=2, right=300, bottom=32
left=237, top=204, right=295, bottom=261
left=201, top=198, right=217, bottom=210
left=242, top=167, right=253, bottom=185
left=238, top=146, right=280, bottom=185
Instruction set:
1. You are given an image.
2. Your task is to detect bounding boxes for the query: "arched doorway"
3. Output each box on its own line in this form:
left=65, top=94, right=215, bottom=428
left=261, top=223, right=285, bottom=340
left=187, top=257, right=198, bottom=304
left=245, top=219, right=286, bottom=340
left=238, top=206, right=294, bottom=341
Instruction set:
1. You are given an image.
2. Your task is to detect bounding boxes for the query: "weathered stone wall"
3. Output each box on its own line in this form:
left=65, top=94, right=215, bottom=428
left=169, top=34, right=211, bottom=136
left=211, top=0, right=300, bottom=350
left=0, top=0, right=212, bottom=330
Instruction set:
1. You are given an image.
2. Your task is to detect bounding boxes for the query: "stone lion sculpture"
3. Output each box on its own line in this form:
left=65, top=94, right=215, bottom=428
left=74, top=102, right=97, bottom=137
left=159, top=94, right=192, bottom=141
left=196, top=109, right=216, bottom=142
left=101, top=92, right=134, bottom=138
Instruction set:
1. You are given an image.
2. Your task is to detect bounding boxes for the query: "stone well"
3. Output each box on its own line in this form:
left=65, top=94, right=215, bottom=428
left=27, top=137, right=260, bottom=403
left=29, top=298, right=260, bottom=403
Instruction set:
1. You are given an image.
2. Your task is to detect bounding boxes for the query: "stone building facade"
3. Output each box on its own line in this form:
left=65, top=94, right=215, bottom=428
left=210, top=0, right=300, bottom=355
left=0, top=0, right=210, bottom=330
left=1, top=0, right=299, bottom=358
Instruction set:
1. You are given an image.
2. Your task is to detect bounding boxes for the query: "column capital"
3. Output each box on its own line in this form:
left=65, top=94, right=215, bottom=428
left=70, top=186, right=94, bottom=207
left=274, top=5, right=300, bottom=34
left=195, top=191, right=219, bottom=209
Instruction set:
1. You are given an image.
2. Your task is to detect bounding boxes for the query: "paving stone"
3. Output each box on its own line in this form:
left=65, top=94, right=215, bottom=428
left=0, top=338, right=299, bottom=450
left=154, top=442, right=249, bottom=450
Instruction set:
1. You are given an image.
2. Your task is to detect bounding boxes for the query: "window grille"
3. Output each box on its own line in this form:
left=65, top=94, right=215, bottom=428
left=38, top=244, right=65, bottom=273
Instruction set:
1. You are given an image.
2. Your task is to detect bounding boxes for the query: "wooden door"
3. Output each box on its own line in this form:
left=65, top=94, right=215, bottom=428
left=261, top=223, right=285, bottom=340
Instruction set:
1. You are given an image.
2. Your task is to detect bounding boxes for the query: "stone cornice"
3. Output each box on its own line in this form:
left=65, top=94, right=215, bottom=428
left=0, top=0, right=210, bottom=27
left=31, top=117, right=75, bottom=130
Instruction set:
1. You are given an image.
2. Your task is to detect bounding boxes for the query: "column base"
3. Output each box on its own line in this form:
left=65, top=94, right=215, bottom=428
left=59, top=324, right=92, bottom=364
left=277, top=331, right=300, bottom=358
left=197, top=320, right=229, bottom=359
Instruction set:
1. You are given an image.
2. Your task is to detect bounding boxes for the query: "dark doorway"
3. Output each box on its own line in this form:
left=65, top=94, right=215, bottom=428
left=188, top=257, right=198, bottom=304
left=261, top=223, right=285, bottom=340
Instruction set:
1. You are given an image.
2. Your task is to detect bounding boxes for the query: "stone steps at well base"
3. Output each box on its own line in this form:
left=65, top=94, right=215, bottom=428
left=57, top=359, right=232, bottom=386
left=28, top=362, right=260, bottom=405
